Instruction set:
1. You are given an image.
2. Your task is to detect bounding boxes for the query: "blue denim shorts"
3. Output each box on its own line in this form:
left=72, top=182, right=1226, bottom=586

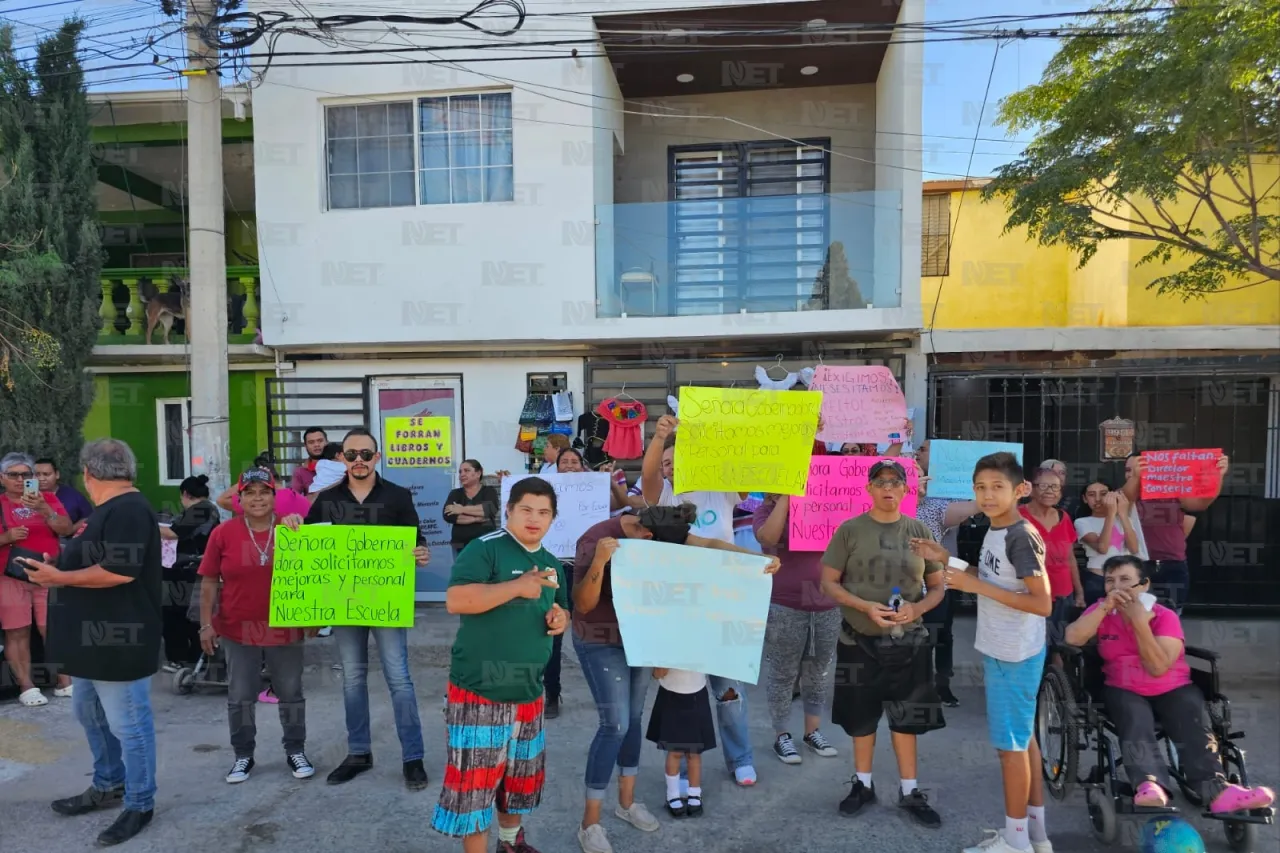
left=982, top=647, right=1046, bottom=751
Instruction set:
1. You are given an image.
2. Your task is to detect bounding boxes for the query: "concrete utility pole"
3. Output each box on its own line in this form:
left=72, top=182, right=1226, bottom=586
left=184, top=0, right=231, bottom=502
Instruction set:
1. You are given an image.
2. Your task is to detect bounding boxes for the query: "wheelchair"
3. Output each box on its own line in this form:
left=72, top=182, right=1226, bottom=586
left=1036, top=643, right=1273, bottom=851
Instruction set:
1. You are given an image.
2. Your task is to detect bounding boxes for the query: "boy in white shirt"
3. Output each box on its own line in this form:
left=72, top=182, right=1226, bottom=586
left=912, top=452, right=1054, bottom=853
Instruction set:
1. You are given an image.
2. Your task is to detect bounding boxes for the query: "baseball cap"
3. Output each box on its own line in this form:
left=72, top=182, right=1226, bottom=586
left=868, top=460, right=907, bottom=481
left=237, top=467, right=276, bottom=492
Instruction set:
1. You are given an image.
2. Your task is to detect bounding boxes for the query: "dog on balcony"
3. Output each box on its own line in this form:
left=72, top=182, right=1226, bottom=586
left=142, top=278, right=191, bottom=345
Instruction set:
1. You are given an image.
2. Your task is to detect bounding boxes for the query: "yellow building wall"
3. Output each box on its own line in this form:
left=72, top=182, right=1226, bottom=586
left=925, top=175, right=1280, bottom=329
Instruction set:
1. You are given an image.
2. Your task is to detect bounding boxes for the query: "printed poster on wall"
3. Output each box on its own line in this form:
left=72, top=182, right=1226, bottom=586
left=371, top=378, right=462, bottom=602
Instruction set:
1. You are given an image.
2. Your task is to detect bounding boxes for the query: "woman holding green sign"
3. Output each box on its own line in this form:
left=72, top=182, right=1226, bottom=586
left=198, top=468, right=315, bottom=785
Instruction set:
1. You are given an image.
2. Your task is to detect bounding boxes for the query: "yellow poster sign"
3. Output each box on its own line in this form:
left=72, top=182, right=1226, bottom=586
left=673, top=387, right=822, bottom=496
left=384, top=416, right=452, bottom=468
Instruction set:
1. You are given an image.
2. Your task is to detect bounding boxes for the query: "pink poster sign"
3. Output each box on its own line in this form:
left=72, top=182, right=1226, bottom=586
left=810, top=365, right=908, bottom=444
left=788, top=456, right=920, bottom=552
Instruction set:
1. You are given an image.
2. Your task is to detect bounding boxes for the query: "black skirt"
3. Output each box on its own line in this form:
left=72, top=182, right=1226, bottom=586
left=645, top=686, right=717, bottom=754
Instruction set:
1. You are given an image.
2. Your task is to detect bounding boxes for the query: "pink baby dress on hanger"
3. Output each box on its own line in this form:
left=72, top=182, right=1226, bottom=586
left=597, top=397, right=647, bottom=459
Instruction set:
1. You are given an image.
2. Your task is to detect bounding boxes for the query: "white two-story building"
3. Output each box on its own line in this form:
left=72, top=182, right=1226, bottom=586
left=252, top=0, right=925, bottom=589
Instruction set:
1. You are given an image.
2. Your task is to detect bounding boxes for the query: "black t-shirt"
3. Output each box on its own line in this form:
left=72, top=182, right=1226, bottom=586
left=47, top=491, right=163, bottom=682
left=443, top=485, right=499, bottom=545
left=170, top=499, right=221, bottom=561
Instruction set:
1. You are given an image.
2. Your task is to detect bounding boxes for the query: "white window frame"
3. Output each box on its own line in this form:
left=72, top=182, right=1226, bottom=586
left=322, top=89, right=514, bottom=212
left=155, top=397, right=192, bottom=487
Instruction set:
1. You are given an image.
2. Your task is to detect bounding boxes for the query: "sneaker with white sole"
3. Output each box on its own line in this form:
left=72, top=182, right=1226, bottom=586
left=803, top=730, right=837, bottom=757
left=1032, top=840, right=1054, bottom=853
left=614, top=801, right=659, bottom=832
left=287, top=752, right=315, bottom=779
left=962, top=830, right=1025, bottom=853
left=773, top=733, right=802, bottom=764
left=225, top=757, right=254, bottom=784
left=577, top=822, right=613, bottom=853
left=733, top=765, right=757, bottom=786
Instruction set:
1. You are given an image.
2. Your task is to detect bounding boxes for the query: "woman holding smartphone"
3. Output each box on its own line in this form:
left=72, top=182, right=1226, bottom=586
left=0, top=452, right=75, bottom=705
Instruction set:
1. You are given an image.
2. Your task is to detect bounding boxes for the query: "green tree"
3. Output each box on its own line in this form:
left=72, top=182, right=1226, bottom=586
left=807, top=241, right=866, bottom=310
left=984, top=0, right=1279, bottom=299
left=0, top=21, right=101, bottom=471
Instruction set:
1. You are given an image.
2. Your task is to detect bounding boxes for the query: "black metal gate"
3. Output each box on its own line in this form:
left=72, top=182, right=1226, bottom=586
left=264, top=376, right=368, bottom=478
left=929, top=367, right=1280, bottom=611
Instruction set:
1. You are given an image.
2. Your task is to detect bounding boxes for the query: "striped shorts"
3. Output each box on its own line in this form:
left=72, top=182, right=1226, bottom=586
left=431, top=683, right=546, bottom=838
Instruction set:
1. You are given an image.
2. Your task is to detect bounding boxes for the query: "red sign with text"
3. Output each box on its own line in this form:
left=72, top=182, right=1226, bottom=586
left=1140, top=449, right=1222, bottom=500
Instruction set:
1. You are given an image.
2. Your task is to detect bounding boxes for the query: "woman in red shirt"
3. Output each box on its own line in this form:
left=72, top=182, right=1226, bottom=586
left=198, top=468, right=314, bottom=784
left=1020, top=466, right=1084, bottom=652
left=0, top=452, right=75, bottom=705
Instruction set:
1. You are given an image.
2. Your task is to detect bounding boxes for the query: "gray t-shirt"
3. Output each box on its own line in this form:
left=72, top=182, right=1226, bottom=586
left=975, top=518, right=1047, bottom=662
left=821, top=513, right=943, bottom=641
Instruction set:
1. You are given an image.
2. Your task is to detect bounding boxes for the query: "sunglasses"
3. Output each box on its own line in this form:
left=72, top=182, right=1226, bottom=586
left=3, top=471, right=33, bottom=479
left=343, top=449, right=376, bottom=462
left=871, top=478, right=905, bottom=489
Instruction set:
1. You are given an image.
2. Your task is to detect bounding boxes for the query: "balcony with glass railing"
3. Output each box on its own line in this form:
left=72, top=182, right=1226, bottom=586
left=97, top=266, right=262, bottom=344
left=595, top=191, right=901, bottom=319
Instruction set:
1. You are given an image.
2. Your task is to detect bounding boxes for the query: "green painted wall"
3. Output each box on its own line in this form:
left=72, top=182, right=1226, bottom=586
left=88, top=370, right=270, bottom=511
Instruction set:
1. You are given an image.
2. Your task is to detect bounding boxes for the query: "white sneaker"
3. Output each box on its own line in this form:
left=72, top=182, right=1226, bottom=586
left=577, top=822, right=613, bottom=853
left=1032, top=841, right=1054, bottom=853
left=963, top=830, right=1029, bottom=853
left=614, top=801, right=660, bottom=832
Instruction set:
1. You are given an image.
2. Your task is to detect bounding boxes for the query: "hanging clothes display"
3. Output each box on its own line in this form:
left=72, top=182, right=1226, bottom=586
left=575, top=411, right=610, bottom=467
left=597, top=397, right=647, bottom=459
left=552, top=390, right=574, bottom=423
left=798, top=366, right=816, bottom=387
left=755, top=364, right=800, bottom=390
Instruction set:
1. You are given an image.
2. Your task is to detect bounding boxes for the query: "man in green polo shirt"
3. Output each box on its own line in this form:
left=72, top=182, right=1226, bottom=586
left=432, top=477, right=568, bottom=853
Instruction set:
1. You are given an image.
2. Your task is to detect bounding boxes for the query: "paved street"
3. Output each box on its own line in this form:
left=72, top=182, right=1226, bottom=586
left=1, top=614, right=1277, bottom=853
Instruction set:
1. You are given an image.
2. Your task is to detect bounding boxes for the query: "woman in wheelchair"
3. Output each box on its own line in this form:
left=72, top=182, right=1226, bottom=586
left=1064, top=555, right=1275, bottom=815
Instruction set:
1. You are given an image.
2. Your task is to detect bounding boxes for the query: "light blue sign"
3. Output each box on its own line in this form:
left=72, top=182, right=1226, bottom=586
left=611, top=539, right=772, bottom=684
left=928, top=440, right=1024, bottom=499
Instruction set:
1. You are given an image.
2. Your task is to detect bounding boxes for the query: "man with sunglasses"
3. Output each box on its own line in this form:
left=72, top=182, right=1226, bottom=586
left=281, top=427, right=432, bottom=790
left=819, top=460, right=947, bottom=827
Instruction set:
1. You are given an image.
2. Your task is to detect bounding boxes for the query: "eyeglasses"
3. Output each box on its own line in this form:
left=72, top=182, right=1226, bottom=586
left=3, top=470, right=33, bottom=479
left=870, top=478, right=905, bottom=489
left=1034, top=483, right=1062, bottom=493
left=343, top=449, right=376, bottom=462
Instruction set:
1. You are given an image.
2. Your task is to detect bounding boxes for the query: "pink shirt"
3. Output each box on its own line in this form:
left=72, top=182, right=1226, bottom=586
left=1085, top=600, right=1192, bottom=697
left=231, top=488, right=313, bottom=518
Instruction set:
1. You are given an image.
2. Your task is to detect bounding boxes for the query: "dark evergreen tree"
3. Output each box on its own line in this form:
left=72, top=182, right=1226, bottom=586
left=807, top=241, right=866, bottom=310
left=0, top=21, right=102, bottom=472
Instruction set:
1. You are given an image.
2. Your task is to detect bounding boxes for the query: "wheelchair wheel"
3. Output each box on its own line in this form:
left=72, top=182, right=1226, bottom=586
left=1223, top=819, right=1256, bottom=852
left=1087, top=776, right=1118, bottom=844
left=1037, top=665, right=1078, bottom=801
left=1163, top=739, right=1203, bottom=805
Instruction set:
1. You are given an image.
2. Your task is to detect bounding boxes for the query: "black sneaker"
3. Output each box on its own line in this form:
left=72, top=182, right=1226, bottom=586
left=225, top=757, right=254, bottom=784
left=898, top=788, right=942, bottom=828
left=403, top=758, right=429, bottom=791
left=773, top=733, right=802, bottom=764
left=326, top=753, right=373, bottom=785
left=803, top=730, right=838, bottom=757
left=938, top=684, right=959, bottom=707
left=544, top=695, right=560, bottom=720
left=51, top=785, right=124, bottom=816
left=96, top=809, right=153, bottom=846
left=287, top=752, right=315, bottom=779
left=839, top=778, right=876, bottom=816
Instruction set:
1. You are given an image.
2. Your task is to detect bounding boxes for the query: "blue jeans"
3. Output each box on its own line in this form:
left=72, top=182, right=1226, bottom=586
left=574, top=635, right=651, bottom=799
left=706, top=675, right=754, bottom=772
left=72, top=676, right=156, bottom=812
left=334, top=626, right=424, bottom=762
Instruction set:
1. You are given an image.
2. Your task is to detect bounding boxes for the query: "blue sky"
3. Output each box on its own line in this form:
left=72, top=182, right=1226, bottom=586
left=0, top=0, right=1093, bottom=179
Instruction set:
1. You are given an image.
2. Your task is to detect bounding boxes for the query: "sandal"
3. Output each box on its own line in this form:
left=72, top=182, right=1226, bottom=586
left=665, top=797, right=686, bottom=818
left=19, top=687, right=48, bottom=707
left=54, top=684, right=74, bottom=699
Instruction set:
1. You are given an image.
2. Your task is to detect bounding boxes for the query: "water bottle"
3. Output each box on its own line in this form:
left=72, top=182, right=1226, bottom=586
left=888, top=586, right=905, bottom=639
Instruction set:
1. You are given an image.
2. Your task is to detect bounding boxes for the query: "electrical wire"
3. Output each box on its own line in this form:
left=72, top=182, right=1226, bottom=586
left=925, top=39, right=1003, bottom=360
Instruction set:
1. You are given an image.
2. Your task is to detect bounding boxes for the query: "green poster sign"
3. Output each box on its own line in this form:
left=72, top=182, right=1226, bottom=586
left=269, top=525, right=416, bottom=628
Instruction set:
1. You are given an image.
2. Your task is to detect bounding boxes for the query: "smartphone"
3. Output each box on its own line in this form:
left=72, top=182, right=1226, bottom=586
left=23, top=478, right=39, bottom=499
